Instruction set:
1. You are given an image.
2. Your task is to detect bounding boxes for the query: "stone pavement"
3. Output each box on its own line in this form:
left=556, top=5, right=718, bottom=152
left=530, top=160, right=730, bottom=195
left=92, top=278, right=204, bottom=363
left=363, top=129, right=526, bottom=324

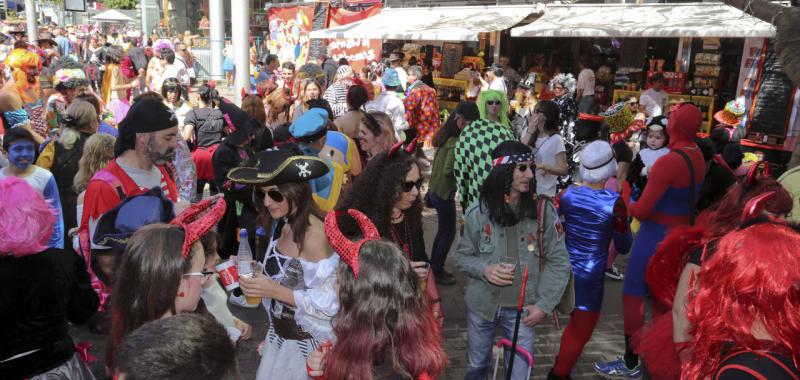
left=73, top=203, right=629, bottom=380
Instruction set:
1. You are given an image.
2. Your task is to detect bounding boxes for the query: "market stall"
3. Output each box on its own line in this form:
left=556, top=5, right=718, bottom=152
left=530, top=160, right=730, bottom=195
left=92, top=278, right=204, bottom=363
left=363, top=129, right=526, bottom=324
left=311, top=5, right=541, bottom=111
left=510, top=2, right=796, bottom=165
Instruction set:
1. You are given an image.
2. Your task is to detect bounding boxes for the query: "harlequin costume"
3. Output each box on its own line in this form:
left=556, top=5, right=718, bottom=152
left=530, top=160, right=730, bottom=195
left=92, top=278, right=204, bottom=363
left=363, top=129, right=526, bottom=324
left=551, top=141, right=632, bottom=379
left=594, top=103, right=705, bottom=378
left=228, top=149, right=337, bottom=380
left=404, top=78, right=441, bottom=142
left=77, top=99, right=179, bottom=310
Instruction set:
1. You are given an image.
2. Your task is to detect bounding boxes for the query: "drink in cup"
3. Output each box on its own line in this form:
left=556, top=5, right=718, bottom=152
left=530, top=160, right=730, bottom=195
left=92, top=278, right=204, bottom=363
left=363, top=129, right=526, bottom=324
left=499, top=256, right=517, bottom=276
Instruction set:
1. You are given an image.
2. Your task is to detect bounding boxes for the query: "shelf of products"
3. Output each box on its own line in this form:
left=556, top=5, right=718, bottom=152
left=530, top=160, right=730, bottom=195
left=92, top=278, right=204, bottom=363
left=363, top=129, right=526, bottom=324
left=433, top=77, right=468, bottom=112
left=645, top=71, right=686, bottom=94
left=612, top=89, right=715, bottom=133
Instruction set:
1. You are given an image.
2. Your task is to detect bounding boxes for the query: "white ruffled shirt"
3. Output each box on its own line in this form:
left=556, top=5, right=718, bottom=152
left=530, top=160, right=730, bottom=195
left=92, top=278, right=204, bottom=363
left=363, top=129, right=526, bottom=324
left=289, top=254, right=340, bottom=343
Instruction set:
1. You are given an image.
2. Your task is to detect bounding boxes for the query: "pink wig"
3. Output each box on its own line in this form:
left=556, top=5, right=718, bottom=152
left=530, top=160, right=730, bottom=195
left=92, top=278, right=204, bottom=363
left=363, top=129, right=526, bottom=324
left=683, top=221, right=800, bottom=379
left=0, top=177, right=56, bottom=257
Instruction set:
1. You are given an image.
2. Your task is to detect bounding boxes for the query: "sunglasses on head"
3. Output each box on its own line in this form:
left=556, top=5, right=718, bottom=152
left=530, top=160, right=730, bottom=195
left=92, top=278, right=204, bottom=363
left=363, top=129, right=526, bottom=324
left=401, top=179, right=423, bottom=192
left=256, top=188, right=285, bottom=203
left=486, top=100, right=502, bottom=106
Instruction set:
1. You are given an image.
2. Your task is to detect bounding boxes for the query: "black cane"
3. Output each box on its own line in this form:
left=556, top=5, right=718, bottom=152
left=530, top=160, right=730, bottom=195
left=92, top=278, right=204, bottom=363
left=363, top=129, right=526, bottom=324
left=506, top=264, right=529, bottom=380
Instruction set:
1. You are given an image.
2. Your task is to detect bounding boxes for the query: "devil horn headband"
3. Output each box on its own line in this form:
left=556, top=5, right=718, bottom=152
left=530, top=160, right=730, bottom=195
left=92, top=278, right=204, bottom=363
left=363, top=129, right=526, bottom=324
left=170, top=195, right=227, bottom=257
left=387, top=139, right=417, bottom=159
left=740, top=191, right=776, bottom=224
left=324, top=209, right=380, bottom=278
left=744, top=160, right=772, bottom=189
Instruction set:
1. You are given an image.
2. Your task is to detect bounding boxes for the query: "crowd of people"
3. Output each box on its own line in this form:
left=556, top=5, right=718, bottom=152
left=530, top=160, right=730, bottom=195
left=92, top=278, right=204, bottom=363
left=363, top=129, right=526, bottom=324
left=1, top=22, right=799, bottom=380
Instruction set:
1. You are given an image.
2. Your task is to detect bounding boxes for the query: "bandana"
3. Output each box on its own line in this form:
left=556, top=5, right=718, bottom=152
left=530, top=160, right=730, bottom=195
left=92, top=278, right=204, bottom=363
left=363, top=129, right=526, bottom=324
left=492, top=152, right=534, bottom=166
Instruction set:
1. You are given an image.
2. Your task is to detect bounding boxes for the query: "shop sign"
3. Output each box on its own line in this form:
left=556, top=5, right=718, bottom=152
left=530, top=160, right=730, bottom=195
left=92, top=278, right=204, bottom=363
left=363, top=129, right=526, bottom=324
left=326, top=4, right=382, bottom=71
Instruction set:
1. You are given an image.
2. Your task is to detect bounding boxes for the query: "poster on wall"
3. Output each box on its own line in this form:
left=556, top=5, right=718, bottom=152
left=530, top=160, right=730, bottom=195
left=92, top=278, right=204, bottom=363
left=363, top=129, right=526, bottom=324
left=326, top=4, right=382, bottom=71
left=268, top=5, right=316, bottom=66
left=737, top=38, right=765, bottom=97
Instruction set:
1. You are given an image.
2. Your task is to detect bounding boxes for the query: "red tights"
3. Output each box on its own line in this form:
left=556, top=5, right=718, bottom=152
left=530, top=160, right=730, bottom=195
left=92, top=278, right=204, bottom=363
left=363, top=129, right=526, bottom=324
left=552, top=310, right=601, bottom=377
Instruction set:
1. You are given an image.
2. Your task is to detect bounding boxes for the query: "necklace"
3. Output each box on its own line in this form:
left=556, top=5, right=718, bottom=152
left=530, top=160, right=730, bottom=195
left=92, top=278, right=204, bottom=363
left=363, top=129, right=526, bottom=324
left=390, top=219, right=412, bottom=258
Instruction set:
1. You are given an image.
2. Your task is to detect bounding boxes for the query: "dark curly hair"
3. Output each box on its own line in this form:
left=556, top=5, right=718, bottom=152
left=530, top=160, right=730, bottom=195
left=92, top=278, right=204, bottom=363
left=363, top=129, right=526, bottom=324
left=337, top=149, right=422, bottom=239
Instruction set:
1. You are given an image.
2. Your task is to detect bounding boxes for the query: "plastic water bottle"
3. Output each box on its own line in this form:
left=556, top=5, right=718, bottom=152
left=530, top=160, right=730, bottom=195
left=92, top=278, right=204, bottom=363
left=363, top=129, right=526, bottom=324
left=237, top=229, right=253, bottom=279
left=255, top=226, right=267, bottom=262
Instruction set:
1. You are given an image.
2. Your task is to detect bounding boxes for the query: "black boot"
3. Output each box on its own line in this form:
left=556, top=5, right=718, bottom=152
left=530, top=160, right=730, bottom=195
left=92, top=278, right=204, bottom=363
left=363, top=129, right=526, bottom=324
left=547, top=369, right=573, bottom=380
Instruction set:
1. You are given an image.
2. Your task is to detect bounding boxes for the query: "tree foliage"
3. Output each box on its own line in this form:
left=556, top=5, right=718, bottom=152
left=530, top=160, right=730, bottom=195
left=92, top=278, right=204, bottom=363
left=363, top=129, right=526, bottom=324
left=100, top=0, right=139, bottom=10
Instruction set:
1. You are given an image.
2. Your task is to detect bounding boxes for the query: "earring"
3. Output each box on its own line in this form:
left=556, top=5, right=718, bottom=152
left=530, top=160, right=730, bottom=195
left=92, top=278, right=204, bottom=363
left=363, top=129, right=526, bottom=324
left=504, top=194, right=511, bottom=204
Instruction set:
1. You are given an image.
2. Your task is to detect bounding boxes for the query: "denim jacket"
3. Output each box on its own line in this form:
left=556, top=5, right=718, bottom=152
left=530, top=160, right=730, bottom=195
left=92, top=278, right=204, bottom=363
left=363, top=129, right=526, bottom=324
left=454, top=199, right=571, bottom=322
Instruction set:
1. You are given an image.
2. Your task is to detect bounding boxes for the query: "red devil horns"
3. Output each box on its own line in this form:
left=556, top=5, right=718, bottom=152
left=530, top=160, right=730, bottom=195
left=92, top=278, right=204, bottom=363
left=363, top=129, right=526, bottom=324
left=744, top=161, right=772, bottom=189
left=387, top=139, right=418, bottom=159
left=740, top=191, right=776, bottom=224
left=324, top=209, right=380, bottom=279
left=171, top=195, right=227, bottom=257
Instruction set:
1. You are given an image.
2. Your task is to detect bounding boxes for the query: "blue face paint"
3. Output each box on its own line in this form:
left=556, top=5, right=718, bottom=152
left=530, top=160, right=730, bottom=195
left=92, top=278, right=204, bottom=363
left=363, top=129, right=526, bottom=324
left=7, top=140, right=35, bottom=170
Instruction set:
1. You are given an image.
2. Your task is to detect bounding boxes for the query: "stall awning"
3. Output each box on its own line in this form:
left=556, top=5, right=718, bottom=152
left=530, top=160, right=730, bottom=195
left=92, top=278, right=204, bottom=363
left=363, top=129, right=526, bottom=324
left=310, top=5, right=541, bottom=41
left=511, top=2, right=775, bottom=38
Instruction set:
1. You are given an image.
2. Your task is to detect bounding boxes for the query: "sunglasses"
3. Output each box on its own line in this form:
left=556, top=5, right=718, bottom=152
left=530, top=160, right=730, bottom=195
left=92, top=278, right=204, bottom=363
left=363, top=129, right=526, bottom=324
left=516, top=164, right=533, bottom=172
left=486, top=100, right=502, bottom=106
left=401, top=179, right=423, bottom=193
left=256, top=188, right=285, bottom=203
left=183, top=270, right=214, bottom=280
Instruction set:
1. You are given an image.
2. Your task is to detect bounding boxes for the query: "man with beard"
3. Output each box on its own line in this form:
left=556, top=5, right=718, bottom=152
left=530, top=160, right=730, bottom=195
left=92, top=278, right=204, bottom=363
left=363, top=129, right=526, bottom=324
left=77, top=98, right=180, bottom=318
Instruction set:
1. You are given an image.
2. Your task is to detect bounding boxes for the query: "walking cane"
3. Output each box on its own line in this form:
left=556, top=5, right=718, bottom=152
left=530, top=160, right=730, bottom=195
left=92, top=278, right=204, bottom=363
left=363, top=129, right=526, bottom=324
left=505, top=264, right=529, bottom=380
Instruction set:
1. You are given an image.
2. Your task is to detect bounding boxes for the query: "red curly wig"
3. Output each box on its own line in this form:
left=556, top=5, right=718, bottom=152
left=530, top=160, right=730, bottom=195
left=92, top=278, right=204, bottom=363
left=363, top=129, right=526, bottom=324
left=683, top=220, right=800, bottom=379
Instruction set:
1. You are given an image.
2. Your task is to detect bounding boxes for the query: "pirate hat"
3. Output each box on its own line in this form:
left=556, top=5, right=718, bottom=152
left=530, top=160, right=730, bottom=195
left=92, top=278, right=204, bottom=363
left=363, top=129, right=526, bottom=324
left=227, top=148, right=329, bottom=185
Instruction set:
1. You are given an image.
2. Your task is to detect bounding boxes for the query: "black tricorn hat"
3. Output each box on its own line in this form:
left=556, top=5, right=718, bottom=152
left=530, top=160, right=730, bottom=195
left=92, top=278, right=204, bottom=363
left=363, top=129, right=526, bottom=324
left=227, top=148, right=329, bottom=185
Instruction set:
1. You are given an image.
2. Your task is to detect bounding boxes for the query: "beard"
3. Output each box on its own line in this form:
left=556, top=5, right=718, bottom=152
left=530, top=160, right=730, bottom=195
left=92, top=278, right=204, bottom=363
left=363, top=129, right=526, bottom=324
left=146, top=137, right=176, bottom=165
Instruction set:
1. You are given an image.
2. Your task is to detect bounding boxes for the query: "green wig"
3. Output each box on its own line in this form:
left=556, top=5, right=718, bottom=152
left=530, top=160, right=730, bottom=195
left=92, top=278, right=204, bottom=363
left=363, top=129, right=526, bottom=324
left=477, top=89, right=510, bottom=127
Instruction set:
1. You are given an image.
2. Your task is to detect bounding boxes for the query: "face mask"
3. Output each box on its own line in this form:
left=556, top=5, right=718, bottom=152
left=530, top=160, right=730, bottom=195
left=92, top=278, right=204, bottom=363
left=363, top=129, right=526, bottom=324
left=7, top=140, right=35, bottom=170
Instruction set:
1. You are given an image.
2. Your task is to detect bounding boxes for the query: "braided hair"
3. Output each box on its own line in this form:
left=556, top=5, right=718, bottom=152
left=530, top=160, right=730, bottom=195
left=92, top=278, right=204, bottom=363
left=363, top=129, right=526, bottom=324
left=479, top=141, right=536, bottom=226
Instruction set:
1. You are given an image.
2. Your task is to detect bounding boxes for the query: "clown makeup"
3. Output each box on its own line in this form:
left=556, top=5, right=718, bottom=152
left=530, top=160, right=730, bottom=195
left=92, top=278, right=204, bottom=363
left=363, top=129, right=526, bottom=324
left=646, top=129, right=666, bottom=150
left=6, top=139, right=36, bottom=171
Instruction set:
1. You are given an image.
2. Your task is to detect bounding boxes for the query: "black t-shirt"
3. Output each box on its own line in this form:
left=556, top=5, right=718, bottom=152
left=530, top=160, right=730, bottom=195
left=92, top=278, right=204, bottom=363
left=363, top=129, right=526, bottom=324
left=715, top=350, right=800, bottom=379
left=697, top=161, right=737, bottom=212
left=185, top=107, right=226, bottom=147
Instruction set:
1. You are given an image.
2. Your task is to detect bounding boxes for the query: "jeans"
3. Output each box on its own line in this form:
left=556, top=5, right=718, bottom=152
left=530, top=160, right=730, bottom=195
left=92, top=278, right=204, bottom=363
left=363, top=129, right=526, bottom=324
left=429, top=191, right=456, bottom=275
left=465, top=307, right=535, bottom=380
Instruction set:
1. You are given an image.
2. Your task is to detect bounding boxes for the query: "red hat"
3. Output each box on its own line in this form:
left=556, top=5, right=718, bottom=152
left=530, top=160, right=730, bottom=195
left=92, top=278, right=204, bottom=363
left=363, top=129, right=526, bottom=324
left=170, top=195, right=227, bottom=257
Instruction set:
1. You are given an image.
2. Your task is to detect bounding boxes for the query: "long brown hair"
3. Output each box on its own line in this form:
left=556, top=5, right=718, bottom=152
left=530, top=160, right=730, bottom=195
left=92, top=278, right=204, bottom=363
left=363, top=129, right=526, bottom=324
left=106, top=224, right=198, bottom=370
left=241, top=95, right=266, bottom=127
left=255, top=181, right=325, bottom=252
left=325, top=240, right=447, bottom=379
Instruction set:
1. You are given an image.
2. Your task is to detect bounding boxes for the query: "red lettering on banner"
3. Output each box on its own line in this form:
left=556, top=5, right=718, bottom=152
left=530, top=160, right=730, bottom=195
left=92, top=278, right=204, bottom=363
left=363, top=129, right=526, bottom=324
left=325, top=4, right=383, bottom=71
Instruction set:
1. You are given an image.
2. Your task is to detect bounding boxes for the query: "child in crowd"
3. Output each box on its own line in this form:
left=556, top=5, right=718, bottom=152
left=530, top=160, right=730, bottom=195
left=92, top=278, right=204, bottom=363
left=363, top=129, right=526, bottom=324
left=199, top=231, right=253, bottom=343
left=627, top=116, right=669, bottom=201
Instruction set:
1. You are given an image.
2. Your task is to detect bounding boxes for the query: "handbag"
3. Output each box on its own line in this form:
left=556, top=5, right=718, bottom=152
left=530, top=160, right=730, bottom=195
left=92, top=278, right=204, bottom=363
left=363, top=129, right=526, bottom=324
left=536, top=195, right=574, bottom=328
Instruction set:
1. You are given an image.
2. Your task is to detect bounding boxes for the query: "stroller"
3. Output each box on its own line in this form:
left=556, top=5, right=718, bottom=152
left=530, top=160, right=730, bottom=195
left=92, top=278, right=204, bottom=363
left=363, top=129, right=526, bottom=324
left=491, top=338, right=535, bottom=380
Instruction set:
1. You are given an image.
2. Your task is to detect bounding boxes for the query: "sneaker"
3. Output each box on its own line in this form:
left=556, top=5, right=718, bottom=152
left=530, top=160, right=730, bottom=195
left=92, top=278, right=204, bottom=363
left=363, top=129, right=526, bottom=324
left=228, top=293, right=259, bottom=309
left=593, top=357, right=641, bottom=379
left=605, top=265, right=624, bottom=280
left=434, top=270, right=457, bottom=285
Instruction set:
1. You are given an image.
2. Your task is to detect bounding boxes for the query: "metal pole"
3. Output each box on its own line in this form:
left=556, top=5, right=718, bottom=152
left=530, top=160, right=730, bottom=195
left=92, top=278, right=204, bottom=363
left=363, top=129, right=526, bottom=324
left=209, top=0, right=224, bottom=81
left=25, top=0, right=37, bottom=46
left=231, top=0, right=250, bottom=105
left=141, top=0, right=148, bottom=42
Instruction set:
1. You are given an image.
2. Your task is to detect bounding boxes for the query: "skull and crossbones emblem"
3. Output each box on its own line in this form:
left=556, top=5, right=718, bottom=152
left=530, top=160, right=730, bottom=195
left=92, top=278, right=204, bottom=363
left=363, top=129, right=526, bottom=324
left=296, top=162, right=311, bottom=177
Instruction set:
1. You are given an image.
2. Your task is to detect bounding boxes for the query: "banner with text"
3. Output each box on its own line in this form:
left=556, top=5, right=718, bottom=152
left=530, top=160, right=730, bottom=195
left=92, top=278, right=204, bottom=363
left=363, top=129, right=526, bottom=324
left=327, top=4, right=382, bottom=71
left=268, top=5, right=316, bottom=66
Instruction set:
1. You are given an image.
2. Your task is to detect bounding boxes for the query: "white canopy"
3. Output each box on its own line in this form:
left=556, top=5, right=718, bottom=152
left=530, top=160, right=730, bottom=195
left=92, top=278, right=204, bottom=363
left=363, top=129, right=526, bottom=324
left=90, top=9, right=135, bottom=23
left=511, top=2, right=775, bottom=38
left=310, top=5, right=541, bottom=41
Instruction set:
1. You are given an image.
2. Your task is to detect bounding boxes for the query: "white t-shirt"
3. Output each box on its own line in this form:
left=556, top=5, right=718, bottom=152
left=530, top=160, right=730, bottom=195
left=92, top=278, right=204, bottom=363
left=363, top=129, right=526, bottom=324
left=394, top=66, right=409, bottom=92
left=489, top=77, right=508, bottom=95
left=577, top=68, right=595, bottom=96
left=533, top=134, right=566, bottom=197
left=365, top=91, right=408, bottom=140
left=640, top=88, right=668, bottom=117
